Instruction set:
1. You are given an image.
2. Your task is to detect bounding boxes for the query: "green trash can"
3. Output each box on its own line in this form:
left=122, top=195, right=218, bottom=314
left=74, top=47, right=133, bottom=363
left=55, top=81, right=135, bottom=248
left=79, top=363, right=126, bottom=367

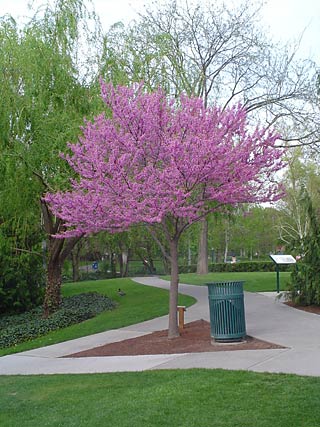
left=207, top=281, right=246, bottom=342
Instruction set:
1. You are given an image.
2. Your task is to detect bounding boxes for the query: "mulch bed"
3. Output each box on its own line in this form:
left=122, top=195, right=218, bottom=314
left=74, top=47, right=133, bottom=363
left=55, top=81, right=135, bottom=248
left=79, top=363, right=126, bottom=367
left=66, top=319, right=285, bottom=358
left=284, top=302, right=320, bottom=315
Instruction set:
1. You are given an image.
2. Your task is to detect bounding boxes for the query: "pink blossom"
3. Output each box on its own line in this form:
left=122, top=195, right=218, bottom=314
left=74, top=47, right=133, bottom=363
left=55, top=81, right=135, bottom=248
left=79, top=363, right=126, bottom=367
left=44, top=81, right=285, bottom=237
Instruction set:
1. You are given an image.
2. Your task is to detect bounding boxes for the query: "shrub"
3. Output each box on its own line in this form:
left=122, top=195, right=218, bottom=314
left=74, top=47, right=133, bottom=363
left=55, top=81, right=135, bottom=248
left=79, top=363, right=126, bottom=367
left=209, top=261, right=290, bottom=272
left=179, top=264, right=197, bottom=273
left=287, top=191, right=320, bottom=305
left=0, top=292, right=116, bottom=348
left=178, top=261, right=293, bottom=273
left=0, top=219, right=45, bottom=315
left=0, top=249, right=45, bottom=315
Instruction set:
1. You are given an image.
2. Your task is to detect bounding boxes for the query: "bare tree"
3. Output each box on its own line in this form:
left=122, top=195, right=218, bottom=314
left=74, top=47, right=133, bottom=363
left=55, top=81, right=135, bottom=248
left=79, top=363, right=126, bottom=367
left=102, top=0, right=319, bottom=273
left=101, top=0, right=320, bottom=274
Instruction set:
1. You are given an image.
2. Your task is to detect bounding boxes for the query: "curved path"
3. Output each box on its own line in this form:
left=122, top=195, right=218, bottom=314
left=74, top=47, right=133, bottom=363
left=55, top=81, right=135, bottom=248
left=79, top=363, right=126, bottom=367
left=1, top=277, right=320, bottom=376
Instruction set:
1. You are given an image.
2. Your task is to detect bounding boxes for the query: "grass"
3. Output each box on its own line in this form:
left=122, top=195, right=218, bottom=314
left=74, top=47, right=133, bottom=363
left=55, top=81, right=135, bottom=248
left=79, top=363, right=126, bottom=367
left=1, top=370, right=320, bottom=427
left=0, top=278, right=195, bottom=357
left=0, top=272, right=290, bottom=355
left=163, top=272, right=291, bottom=292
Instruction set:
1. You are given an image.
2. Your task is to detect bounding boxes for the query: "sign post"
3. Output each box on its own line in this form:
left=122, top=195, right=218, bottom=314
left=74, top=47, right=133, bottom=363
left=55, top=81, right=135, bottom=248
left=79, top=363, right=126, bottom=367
left=269, top=254, right=296, bottom=293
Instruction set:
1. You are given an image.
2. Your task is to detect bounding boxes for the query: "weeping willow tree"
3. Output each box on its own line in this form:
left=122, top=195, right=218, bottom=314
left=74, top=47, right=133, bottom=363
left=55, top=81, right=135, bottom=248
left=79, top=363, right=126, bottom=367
left=288, top=189, right=320, bottom=305
left=0, top=0, right=104, bottom=315
left=0, top=154, right=44, bottom=313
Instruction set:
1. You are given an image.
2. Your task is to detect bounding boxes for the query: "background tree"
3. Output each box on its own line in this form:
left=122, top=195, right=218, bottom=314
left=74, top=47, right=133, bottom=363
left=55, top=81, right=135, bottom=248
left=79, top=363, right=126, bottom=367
left=0, top=218, right=45, bottom=314
left=104, top=0, right=319, bottom=273
left=204, top=206, right=280, bottom=263
left=0, top=0, right=104, bottom=315
left=231, top=206, right=280, bottom=259
left=45, top=82, right=284, bottom=337
left=288, top=189, right=320, bottom=305
left=276, top=149, right=320, bottom=251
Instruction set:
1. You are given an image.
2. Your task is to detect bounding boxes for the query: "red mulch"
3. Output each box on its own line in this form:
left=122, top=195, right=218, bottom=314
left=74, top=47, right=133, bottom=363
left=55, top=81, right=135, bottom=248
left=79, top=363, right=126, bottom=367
left=66, top=319, right=285, bottom=358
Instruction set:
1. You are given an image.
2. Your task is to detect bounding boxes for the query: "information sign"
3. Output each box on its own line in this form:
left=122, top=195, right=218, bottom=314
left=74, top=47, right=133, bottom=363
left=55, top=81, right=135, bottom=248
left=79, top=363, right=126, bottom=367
left=269, top=254, right=296, bottom=293
left=269, top=254, right=296, bottom=265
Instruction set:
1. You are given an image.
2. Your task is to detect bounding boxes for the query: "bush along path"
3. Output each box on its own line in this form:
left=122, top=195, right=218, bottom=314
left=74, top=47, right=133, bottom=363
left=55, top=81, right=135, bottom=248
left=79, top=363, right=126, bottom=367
left=0, top=292, right=115, bottom=348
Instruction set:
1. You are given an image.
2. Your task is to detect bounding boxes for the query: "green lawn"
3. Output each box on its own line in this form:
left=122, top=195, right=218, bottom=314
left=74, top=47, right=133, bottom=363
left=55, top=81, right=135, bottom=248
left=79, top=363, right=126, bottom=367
left=1, top=370, right=320, bottom=427
left=1, top=273, right=290, bottom=356
left=0, top=278, right=195, bottom=357
left=163, top=272, right=291, bottom=292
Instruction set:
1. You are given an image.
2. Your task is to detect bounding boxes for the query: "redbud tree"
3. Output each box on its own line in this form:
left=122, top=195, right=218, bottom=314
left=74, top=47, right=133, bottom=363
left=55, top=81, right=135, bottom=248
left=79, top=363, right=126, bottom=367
left=45, top=80, right=284, bottom=338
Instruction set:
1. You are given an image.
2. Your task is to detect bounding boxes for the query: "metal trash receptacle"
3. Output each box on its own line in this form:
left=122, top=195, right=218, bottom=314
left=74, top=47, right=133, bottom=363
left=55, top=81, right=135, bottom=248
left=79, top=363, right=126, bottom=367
left=206, top=281, right=246, bottom=342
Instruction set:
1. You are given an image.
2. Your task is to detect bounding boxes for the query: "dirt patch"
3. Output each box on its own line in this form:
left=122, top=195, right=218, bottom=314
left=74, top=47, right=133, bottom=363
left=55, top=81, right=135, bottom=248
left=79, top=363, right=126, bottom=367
left=285, top=302, right=320, bottom=315
left=66, top=320, right=285, bottom=358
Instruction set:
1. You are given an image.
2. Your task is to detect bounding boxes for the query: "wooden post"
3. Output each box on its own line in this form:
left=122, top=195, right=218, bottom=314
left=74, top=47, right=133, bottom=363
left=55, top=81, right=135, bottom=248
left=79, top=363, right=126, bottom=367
left=177, top=306, right=186, bottom=332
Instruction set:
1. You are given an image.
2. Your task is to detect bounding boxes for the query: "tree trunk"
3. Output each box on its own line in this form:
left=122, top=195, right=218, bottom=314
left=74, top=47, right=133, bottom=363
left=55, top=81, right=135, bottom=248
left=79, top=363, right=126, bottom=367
left=137, top=249, right=156, bottom=274
left=224, top=227, right=229, bottom=263
left=118, top=252, right=124, bottom=277
left=41, top=198, right=83, bottom=317
left=123, top=249, right=130, bottom=277
left=42, top=235, right=82, bottom=316
left=110, top=253, right=117, bottom=277
left=168, top=238, right=180, bottom=338
left=188, top=239, right=192, bottom=266
left=121, top=251, right=129, bottom=277
left=43, top=258, right=62, bottom=317
left=197, top=218, right=208, bottom=274
left=146, top=245, right=156, bottom=274
left=71, top=248, right=80, bottom=282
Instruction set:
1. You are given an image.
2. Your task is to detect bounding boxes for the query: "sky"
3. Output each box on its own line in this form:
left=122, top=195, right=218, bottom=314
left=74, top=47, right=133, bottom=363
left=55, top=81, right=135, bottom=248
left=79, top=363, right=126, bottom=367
left=0, top=0, right=319, bottom=61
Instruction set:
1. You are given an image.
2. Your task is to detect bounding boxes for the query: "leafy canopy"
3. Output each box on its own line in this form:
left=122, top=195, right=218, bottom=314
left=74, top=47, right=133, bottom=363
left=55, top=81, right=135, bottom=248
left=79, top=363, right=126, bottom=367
left=45, top=81, right=284, bottom=237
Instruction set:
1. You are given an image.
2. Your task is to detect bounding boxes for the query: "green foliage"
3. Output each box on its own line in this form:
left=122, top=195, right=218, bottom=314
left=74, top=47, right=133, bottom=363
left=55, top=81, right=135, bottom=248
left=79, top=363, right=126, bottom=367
left=0, top=292, right=115, bottom=348
left=228, top=207, right=280, bottom=259
left=0, top=220, right=44, bottom=315
left=165, top=271, right=291, bottom=292
left=177, top=207, right=281, bottom=266
left=179, top=261, right=293, bottom=273
left=210, top=262, right=293, bottom=273
left=287, top=190, right=320, bottom=305
left=77, top=270, right=116, bottom=281
left=277, top=150, right=320, bottom=250
left=0, top=1, right=105, bottom=313
left=0, top=255, right=44, bottom=315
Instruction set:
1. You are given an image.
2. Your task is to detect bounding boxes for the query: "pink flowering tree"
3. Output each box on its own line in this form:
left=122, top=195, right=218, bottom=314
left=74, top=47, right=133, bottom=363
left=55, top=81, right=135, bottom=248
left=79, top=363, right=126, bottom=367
left=45, top=81, right=284, bottom=337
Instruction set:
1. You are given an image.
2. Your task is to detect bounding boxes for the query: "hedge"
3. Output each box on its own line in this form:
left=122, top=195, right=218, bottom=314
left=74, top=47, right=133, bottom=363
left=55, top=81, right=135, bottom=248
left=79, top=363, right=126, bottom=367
left=178, top=261, right=295, bottom=274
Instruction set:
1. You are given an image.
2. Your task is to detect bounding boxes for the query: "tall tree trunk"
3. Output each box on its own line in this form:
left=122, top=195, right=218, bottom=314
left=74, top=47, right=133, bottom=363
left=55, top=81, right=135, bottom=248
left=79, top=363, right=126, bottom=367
left=121, top=251, right=128, bottom=277
left=188, top=238, right=192, bottom=266
left=71, top=248, right=80, bottom=282
left=168, top=238, right=180, bottom=339
left=118, top=252, right=124, bottom=277
left=123, top=249, right=130, bottom=277
left=224, top=227, right=229, bottom=263
left=110, top=252, right=117, bottom=277
left=197, top=218, right=208, bottom=274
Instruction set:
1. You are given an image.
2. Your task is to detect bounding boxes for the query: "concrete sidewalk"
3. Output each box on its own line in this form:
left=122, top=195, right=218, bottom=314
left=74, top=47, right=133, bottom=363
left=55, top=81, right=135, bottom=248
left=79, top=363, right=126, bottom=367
left=1, top=277, right=320, bottom=376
